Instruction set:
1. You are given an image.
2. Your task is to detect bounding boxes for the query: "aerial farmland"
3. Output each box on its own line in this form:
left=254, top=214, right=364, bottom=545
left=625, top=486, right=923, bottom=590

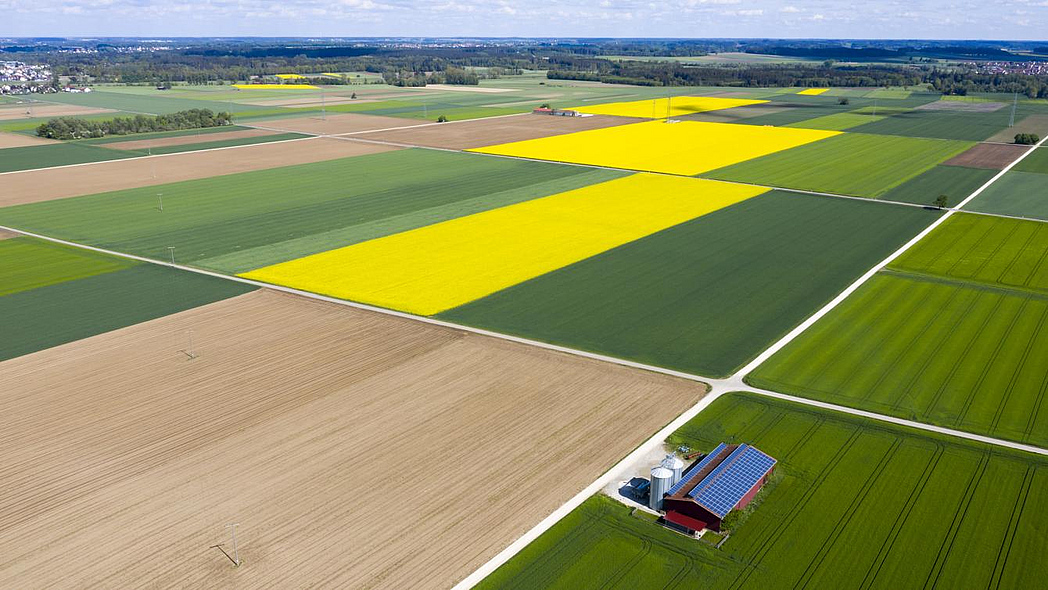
left=4, top=37, right=1048, bottom=590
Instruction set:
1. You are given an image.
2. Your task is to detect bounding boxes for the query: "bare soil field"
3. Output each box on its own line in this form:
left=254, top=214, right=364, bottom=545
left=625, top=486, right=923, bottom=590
left=915, top=100, right=1005, bottom=112
left=0, top=103, right=115, bottom=121
left=101, top=128, right=281, bottom=151
left=250, top=113, right=423, bottom=135
left=0, top=228, right=18, bottom=239
left=361, top=113, right=644, bottom=149
left=0, top=131, right=57, bottom=148
left=986, top=114, right=1048, bottom=143
left=0, top=289, right=705, bottom=589
left=943, top=142, right=1028, bottom=169
left=0, top=138, right=399, bottom=207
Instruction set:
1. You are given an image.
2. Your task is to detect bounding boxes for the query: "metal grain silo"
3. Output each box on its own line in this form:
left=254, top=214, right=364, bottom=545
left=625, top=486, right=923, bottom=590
left=649, top=466, right=673, bottom=511
left=661, top=454, right=684, bottom=485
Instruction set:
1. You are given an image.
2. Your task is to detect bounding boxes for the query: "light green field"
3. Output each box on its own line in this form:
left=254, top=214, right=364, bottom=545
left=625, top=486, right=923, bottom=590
left=784, top=111, right=887, bottom=131
left=703, top=133, right=974, bottom=198
left=750, top=214, right=1048, bottom=447
left=966, top=170, right=1048, bottom=221
left=478, top=392, right=1048, bottom=589
left=0, top=237, right=135, bottom=296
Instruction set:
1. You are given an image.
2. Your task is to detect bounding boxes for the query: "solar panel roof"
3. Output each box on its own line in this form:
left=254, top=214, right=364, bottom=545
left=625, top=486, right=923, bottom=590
left=665, top=442, right=727, bottom=497
left=689, top=444, right=776, bottom=518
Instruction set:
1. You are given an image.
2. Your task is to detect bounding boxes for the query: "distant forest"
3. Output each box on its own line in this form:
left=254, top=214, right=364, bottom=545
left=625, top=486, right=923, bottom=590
left=7, top=39, right=1048, bottom=96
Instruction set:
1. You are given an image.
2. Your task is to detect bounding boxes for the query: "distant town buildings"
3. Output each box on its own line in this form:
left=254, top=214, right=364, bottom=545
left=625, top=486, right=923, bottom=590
left=0, top=61, right=54, bottom=94
left=969, top=61, right=1048, bottom=76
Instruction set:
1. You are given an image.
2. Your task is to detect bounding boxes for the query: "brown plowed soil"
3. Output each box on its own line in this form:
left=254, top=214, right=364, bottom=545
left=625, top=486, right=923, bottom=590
left=0, top=138, right=399, bottom=207
left=0, top=228, right=18, bottom=239
left=361, top=113, right=645, bottom=150
left=250, top=112, right=423, bottom=135
left=0, top=103, right=115, bottom=121
left=0, top=131, right=57, bottom=148
left=102, top=128, right=281, bottom=151
left=943, top=143, right=1029, bottom=170
left=0, top=289, right=705, bottom=589
left=986, top=114, right=1048, bottom=144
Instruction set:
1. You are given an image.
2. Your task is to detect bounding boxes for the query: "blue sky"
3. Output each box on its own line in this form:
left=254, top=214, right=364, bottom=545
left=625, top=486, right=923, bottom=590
left=3, top=0, right=1047, bottom=40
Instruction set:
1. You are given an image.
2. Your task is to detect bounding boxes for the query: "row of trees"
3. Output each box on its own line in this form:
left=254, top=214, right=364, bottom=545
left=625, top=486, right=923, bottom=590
left=382, top=66, right=480, bottom=87
left=36, top=109, right=232, bottom=140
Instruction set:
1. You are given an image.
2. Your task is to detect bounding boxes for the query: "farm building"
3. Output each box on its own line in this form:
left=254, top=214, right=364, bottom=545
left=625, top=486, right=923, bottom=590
left=659, top=443, right=776, bottom=534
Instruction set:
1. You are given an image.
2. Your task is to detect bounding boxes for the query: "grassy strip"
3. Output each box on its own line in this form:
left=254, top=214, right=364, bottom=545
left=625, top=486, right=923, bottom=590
left=119, top=132, right=308, bottom=156
left=440, top=191, right=939, bottom=378
left=0, top=237, right=136, bottom=296
left=0, top=149, right=622, bottom=271
left=1, top=263, right=254, bottom=361
left=478, top=392, right=1048, bottom=589
left=77, top=125, right=254, bottom=145
left=702, top=133, right=973, bottom=198
left=0, top=142, right=137, bottom=173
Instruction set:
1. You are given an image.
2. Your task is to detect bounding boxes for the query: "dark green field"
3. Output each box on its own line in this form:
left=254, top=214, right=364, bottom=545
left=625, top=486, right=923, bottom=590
left=0, top=237, right=254, bottom=361
left=850, top=106, right=1020, bottom=141
left=879, top=165, right=997, bottom=206
left=0, top=142, right=136, bottom=173
left=1012, top=146, right=1048, bottom=175
left=120, top=132, right=307, bottom=155
left=750, top=214, right=1048, bottom=447
left=702, top=133, right=973, bottom=198
left=479, top=393, right=1048, bottom=590
left=440, top=192, right=938, bottom=378
left=0, top=149, right=624, bottom=273
left=966, top=170, right=1048, bottom=221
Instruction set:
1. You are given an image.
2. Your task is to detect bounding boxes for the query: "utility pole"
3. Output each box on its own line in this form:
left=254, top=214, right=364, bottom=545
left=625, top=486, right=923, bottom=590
left=157, top=192, right=163, bottom=212
left=226, top=523, right=241, bottom=566
left=167, top=246, right=175, bottom=265
left=321, top=88, right=326, bottom=120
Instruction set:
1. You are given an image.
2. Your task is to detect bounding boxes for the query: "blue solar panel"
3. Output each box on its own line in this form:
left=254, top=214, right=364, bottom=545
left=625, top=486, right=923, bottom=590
left=665, top=442, right=727, bottom=497
left=690, top=445, right=776, bottom=518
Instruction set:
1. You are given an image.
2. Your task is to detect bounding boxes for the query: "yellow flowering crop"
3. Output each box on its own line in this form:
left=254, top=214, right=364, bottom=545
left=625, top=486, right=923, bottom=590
left=275, top=73, right=306, bottom=79
left=798, top=88, right=830, bottom=95
left=470, top=119, right=840, bottom=176
left=573, top=96, right=767, bottom=118
left=241, top=174, right=767, bottom=315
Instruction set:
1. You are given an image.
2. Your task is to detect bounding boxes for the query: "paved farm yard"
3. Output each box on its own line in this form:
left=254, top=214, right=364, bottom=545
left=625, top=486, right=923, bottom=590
left=0, top=289, right=705, bottom=589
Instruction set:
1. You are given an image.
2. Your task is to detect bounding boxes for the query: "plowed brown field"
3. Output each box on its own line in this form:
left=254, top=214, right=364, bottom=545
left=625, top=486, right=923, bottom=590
left=0, top=289, right=705, bottom=589
left=0, top=131, right=57, bottom=148
left=0, top=103, right=115, bottom=121
left=360, top=113, right=644, bottom=150
left=0, top=137, right=399, bottom=207
left=942, top=142, right=1028, bottom=169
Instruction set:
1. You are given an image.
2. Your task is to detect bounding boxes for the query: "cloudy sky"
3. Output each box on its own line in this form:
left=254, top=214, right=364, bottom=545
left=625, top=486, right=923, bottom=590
left=3, top=0, right=1048, bottom=39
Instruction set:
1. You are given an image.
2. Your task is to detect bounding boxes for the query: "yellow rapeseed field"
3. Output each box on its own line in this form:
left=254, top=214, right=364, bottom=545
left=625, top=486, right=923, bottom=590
left=469, top=119, right=840, bottom=176
left=798, top=88, right=830, bottom=95
left=241, top=174, right=767, bottom=315
left=275, top=73, right=306, bottom=79
left=232, top=84, right=320, bottom=90
left=573, top=96, right=767, bottom=118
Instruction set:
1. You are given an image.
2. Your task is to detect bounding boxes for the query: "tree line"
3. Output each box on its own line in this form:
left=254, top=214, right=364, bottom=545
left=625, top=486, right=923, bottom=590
left=36, top=109, right=232, bottom=140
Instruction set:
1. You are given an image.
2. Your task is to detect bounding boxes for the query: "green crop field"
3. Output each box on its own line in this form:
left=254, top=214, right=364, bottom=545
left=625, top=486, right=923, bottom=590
left=479, top=393, right=1048, bottom=590
left=0, top=237, right=254, bottom=361
left=1012, top=146, right=1048, bottom=175
left=440, top=192, right=938, bottom=377
left=77, top=125, right=257, bottom=144
left=0, top=149, right=624, bottom=273
left=36, top=90, right=271, bottom=115
left=0, top=142, right=136, bottom=173
left=0, top=237, right=135, bottom=296
left=784, top=111, right=887, bottom=131
left=750, top=214, right=1048, bottom=447
left=849, top=108, right=1024, bottom=141
left=966, top=171, right=1048, bottom=221
left=880, top=165, right=997, bottom=205
left=702, top=133, right=973, bottom=198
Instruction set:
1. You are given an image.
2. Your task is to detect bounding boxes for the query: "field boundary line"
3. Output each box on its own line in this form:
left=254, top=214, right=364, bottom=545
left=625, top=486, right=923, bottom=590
left=734, top=134, right=1048, bottom=378
left=0, top=135, right=319, bottom=177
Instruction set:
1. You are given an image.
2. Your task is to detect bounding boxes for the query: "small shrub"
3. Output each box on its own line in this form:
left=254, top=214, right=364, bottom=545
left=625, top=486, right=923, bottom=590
left=437, top=115, right=448, bottom=123
left=1015, top=133, right=1040, bottom=145
left=838, top=97, right=850, bottom=106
